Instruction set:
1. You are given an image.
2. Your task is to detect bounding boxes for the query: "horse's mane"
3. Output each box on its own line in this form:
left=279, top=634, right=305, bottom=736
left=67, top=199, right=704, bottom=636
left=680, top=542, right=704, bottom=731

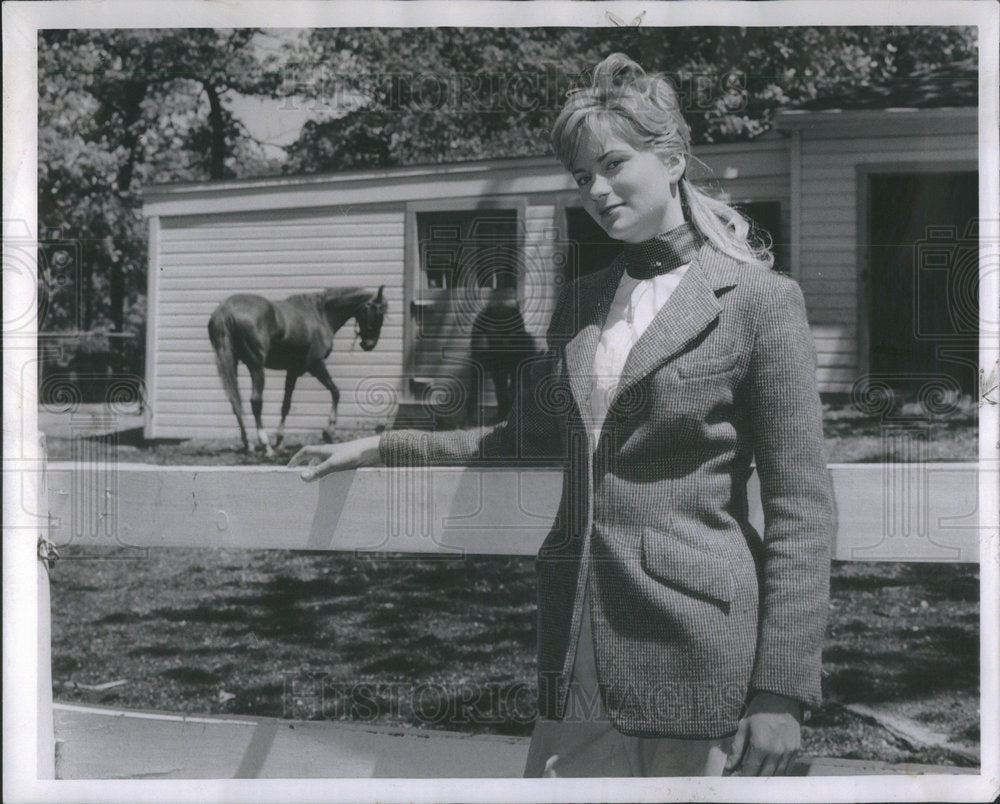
left=285, top=287, right=370, bottom=304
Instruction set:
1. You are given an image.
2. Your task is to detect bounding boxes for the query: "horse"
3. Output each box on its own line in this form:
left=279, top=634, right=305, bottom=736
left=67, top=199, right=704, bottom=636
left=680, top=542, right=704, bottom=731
left=208, top=286, right=387, bottom=456
left=467, top=296, right=539, bottom=422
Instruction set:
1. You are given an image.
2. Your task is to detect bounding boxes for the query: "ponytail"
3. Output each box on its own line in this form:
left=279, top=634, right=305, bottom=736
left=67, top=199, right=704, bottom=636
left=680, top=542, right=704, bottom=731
left=681, top=179, right=774, bottom=269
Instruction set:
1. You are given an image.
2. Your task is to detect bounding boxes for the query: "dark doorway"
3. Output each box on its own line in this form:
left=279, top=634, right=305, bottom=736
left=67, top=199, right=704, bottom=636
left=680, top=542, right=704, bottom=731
left=867, top=172, right=978, bottom=396
left=564, top=206, right=623, bottom=282
left=735, top=200, right=786, bottom=273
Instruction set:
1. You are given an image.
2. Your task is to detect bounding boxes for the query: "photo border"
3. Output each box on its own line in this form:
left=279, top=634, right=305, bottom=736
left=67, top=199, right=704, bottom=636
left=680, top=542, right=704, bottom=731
left=4, top=1, right=998, bottom=802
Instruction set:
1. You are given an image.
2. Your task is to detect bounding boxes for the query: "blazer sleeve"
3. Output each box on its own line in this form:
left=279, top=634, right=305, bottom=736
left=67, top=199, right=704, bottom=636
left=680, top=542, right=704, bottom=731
left=744, top=277, right=836, bottom=710
left=379, top=287, right=573, bottom=468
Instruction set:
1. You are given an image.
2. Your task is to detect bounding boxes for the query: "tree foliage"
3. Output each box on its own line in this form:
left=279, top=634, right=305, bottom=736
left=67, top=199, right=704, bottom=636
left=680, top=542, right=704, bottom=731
left=282, top=26, right=977, bottom=174
left=36, top=25, right=977, bottom=376
left=38, top=28, right=284, bottom=337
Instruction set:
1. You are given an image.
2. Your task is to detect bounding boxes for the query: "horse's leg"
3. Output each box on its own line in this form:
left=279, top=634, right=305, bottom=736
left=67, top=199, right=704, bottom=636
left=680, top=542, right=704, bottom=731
left=275, top=371, right=299, bottom=447
left=249, top=365, right=274, bottom=457
left=308, top=362, right=340, bottom=442
left=233, top=397, right=250, bottom=453
left=226, top=362, right=250, bottom=452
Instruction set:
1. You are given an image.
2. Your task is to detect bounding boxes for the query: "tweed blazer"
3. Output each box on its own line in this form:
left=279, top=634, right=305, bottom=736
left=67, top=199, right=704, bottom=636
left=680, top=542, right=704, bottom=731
left=380, top=242, right=836, bottom=739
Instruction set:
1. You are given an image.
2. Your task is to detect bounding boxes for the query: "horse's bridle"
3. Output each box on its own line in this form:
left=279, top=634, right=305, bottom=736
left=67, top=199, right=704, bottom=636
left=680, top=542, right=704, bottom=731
left=353, top=294, right=388, bottom=347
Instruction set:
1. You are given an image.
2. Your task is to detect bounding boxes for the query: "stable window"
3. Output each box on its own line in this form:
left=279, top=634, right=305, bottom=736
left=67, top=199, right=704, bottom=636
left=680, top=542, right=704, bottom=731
left=407, top=205, right=526, bottom=409
left=416, top=209, right=520, bottom=290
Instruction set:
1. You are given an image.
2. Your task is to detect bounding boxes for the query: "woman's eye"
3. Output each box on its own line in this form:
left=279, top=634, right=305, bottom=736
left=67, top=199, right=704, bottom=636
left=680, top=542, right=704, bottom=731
left=606, top=159, right=623, bottom=170
left=575, top=175, right=590, bottom=188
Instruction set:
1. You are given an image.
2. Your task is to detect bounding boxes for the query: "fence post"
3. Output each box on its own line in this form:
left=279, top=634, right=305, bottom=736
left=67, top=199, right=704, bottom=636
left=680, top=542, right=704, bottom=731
left=37, top=435, right=55, bottom=779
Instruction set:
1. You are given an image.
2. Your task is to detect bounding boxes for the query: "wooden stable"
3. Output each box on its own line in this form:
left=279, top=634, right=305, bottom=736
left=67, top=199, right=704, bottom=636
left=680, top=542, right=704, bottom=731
left=34, top=459, right=989, bottom=783
left=141, top=107, right=978, bottom=441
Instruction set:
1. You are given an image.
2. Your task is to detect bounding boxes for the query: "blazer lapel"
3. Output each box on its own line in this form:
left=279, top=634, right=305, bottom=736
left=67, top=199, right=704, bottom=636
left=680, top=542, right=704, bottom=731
left=564, top=260, right=624, bottom=423
left=610, top=247, right=726, bottom=409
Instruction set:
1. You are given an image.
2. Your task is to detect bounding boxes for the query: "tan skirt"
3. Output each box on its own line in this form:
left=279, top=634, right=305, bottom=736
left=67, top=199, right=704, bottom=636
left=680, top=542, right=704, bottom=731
left=523, top=586, right=732, bottom=777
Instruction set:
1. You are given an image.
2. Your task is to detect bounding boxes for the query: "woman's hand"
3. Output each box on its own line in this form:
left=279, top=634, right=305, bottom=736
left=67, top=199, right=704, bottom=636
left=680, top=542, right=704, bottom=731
left=724, top=691, right=802, bottom=776
left=288, top=436, right=382, bottom=481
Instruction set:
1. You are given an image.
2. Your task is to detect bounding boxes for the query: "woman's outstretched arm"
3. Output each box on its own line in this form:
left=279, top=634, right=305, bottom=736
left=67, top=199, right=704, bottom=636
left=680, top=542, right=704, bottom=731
left=291, top=289, right=573, bottom=479
left=289, top=436, right=382, bottom=480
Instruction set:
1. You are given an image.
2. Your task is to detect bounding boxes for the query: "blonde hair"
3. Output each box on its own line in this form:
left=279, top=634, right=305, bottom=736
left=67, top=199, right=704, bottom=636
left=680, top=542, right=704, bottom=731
left=551, top=53, right=773, bottom=269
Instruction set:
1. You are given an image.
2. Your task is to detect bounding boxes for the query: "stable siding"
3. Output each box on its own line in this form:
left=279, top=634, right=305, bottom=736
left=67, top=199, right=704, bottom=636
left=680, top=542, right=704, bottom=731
left=150, top=206, right=405, bottom=439
left=796, top=128, right=978, bottom=392
left=149, top=117, right=970, bottom=438
left=698, top=136, right=792, bottom=276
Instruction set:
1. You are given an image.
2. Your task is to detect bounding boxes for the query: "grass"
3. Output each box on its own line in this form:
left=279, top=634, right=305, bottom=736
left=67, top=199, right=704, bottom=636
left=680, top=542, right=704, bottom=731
left=821, top=396, right=979, bottom=463
left=44, top=397, right=981, bottom=767
left=49, top=549, right=980, bottom=767
left=50, top=550, right=538, bottom=730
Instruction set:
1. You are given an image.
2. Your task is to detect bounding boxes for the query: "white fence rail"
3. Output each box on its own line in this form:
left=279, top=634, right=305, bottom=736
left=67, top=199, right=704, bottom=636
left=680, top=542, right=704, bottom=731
left=45, top=463, right=982, bottom=562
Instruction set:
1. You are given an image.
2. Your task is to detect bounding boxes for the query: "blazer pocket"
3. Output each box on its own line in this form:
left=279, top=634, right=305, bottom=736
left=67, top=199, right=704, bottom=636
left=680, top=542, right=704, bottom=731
left=674, top=351, right=740, bottom=379
left=641, top=528, right=733, bottom=608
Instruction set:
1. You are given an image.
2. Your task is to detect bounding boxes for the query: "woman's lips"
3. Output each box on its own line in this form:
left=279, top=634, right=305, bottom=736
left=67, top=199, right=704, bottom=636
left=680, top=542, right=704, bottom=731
left=600, top=204, right=623, bottom=217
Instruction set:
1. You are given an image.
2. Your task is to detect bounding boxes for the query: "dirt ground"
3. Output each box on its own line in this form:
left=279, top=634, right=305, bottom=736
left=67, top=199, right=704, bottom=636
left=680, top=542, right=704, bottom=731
left=41, top=395, right=979, bottom=464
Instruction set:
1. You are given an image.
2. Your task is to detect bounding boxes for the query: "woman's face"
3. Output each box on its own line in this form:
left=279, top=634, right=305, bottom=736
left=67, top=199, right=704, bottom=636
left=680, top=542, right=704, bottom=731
left=570, top=129, right=686, bottom=243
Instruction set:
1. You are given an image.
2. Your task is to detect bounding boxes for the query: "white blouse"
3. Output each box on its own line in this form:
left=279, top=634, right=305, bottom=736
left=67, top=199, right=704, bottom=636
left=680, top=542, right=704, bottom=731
left=588, top=263, right=690, bottom=447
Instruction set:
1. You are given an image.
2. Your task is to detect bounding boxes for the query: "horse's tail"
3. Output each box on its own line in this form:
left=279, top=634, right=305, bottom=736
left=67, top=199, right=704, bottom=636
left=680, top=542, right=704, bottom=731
left=208, top=307, right=243, bottom=418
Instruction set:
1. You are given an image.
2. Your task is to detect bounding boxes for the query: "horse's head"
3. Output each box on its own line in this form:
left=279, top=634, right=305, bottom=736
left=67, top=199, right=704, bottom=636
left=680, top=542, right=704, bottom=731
left=354, top=286, right=388, bottom=351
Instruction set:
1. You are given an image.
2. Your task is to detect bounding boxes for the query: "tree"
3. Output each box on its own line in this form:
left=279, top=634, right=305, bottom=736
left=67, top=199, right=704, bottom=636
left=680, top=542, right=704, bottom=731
left=282, top=28, right=589, bottom=172
left=282, top=26, right=977, bottom=173
left=38, top=29, right=284, bottom=338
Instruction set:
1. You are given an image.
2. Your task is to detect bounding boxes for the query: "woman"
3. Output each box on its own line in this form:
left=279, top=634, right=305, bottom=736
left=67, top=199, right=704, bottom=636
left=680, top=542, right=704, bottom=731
left=291, top=54, right=835, bottom=777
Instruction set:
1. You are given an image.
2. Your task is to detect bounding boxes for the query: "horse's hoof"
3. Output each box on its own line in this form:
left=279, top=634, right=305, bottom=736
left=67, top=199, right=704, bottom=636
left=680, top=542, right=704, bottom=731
left=322, top=430, right=334, bottom=443
left=273, top=434, right=284, bottom=448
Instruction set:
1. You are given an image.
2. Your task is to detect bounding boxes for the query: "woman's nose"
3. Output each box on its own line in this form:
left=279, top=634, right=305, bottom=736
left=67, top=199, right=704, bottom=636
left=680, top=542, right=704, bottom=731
left=589, top=174, right=611, bottom=200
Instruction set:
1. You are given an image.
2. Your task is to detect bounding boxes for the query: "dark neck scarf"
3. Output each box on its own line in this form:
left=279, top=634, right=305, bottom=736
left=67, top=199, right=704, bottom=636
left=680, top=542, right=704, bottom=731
left=622, top=222, right=703, bottom=280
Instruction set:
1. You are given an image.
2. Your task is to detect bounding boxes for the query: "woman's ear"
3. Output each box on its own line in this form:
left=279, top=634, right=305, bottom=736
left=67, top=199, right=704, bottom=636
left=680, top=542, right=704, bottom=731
left=664, top=153, right=686, bottom=183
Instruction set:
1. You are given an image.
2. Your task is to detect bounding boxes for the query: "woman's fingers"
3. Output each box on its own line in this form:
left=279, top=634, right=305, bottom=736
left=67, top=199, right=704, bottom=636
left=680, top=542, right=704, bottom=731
left=726, top=718, right=790, bottom=775
left=287, top=446, right=318, bottom=467
left=288, top=445, right=340, bottom=481
left=728, top=694, right=802, bottom=776
left=757, top=748, right=780, bottom=777
left=303, top=454, right=347, bottom=481
left=292, top=444, right=361, bottom=480
left=738, top=743, right=764, bottom=776
left=299, top=461, right=328, bottom=482
left=724, top=719, right=748, bottom=773
left=289, top=436, right=381, bottom=481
